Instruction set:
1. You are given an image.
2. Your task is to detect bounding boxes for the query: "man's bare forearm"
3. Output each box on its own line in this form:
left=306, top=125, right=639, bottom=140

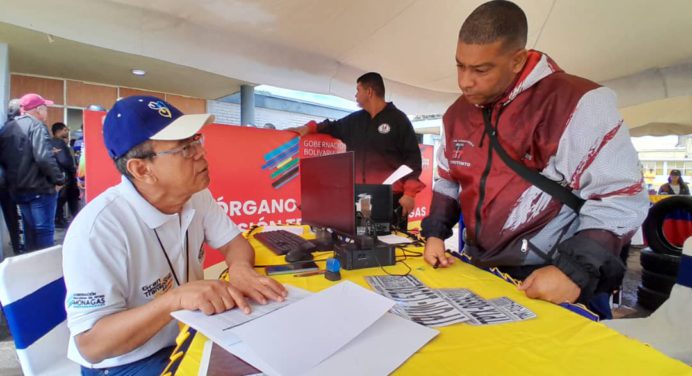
left=75, top=293, right=177, bottom=364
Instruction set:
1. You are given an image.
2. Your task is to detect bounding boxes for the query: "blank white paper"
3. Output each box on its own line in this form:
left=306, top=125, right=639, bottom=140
left=224, top=313, right=438, bottom=376
left=378, top=234, right=415, bottom=245
left=230, top=281, right=395, bottom=376
left=304, top=313, right=438, bottom=376
left=382, top=165, right=413, bottom=185
left=171, top=285, right=310, bottom=349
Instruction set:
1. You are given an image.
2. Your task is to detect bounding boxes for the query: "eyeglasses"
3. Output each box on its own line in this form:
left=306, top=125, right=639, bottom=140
left=151, top=133, right=205, bottom=159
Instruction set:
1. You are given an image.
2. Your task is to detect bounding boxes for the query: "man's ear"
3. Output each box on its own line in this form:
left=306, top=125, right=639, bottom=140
left=511, top=49, right=528, bottom=74
left=126, top=158, right=157, bottom=184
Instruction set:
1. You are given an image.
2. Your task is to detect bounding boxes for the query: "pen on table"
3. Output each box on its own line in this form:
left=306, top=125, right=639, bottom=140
left=294, top=270, right=326, bottom=277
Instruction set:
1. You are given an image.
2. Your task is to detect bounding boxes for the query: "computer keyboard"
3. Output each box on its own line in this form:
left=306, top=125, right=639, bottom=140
left=253, top=230, right=317, bottom=255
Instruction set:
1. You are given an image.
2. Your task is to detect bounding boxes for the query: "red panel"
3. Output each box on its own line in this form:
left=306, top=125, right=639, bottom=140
left=83, top=111, right=434, bottom=266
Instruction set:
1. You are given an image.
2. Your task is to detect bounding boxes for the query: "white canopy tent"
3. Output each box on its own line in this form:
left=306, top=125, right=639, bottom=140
left=1, top=0, right=691, bottom=134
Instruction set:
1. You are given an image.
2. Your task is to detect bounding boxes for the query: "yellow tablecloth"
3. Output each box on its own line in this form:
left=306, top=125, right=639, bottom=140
left=167, top=232, right=692, bottom=376
left=650, top=194, right=673, bottom=204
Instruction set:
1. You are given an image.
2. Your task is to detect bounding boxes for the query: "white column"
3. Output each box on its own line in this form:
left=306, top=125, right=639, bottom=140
left=0, top=43, right=9, bottom=259
left=240, top=84, right=255, bottom=126
left=0, top=43, right=9, bottom=122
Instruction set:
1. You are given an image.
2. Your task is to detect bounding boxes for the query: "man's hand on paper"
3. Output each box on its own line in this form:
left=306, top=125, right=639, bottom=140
left=518, top=265, right=580, bottom=304
left=169, top=280, right=250, bottom=315
left=423, top=237, right=455, bottom=268
left=227, top=262, right=288, bottom=306
left=398, top=195, right=415, bottom=216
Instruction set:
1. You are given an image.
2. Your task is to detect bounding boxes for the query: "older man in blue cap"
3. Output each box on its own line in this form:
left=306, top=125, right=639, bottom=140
left=62, top=96, right=287, bottom=375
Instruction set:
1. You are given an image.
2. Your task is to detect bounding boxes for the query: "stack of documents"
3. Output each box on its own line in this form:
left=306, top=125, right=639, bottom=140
left=172, top=281, right=438, bottom=375
left=366, top=275, right=537, bottom=327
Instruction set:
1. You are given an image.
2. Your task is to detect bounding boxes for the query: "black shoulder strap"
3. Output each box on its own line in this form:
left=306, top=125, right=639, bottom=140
left=482, top=109, right=585, bottom=213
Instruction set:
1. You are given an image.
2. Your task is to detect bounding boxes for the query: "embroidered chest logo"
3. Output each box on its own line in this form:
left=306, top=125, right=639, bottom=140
left=141, top=273, right=174, bottom=298
left=449, top=139, right=474, bottom=167
left=452, top=139, right=474, bottom=158
left=378, top=123, right=391, bottom=134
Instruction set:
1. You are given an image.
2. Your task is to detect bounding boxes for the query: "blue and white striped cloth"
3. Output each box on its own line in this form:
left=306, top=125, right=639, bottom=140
left=0, top=245, right=80, bottom=375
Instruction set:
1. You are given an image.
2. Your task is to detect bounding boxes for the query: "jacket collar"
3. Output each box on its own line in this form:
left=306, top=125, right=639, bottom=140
left=500, top=50, right=562, bottom=106
left=475, top=50, right=562, bottom=109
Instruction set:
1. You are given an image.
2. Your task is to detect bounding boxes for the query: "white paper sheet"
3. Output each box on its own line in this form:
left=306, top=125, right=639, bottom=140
left=171, top=285, right=310, bottom=348
left=230, top=281, right=395, bottom=376
left=304, top=313, right=438, bottom=376
left=377, top=234, right=415, bottom=245
left=382, top=165, right=413, bottom=185
left=225, top=313, right=438, bottom=376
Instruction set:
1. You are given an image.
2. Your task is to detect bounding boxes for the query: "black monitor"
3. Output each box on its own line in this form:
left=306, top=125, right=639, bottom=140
left=300, top=152, right=356, bottom=238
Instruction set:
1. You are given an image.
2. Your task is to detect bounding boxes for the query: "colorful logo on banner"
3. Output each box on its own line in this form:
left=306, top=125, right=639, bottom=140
left=262, top=137, right=300, bottom=189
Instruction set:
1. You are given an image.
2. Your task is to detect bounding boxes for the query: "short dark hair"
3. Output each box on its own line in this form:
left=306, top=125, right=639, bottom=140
left=459, top=0, right=528, bottom=50
left=357, top=72, right=385, bottom=98
left=52, top=122, right=68, bottom=135
left=114, top=140, right=154, bottom=179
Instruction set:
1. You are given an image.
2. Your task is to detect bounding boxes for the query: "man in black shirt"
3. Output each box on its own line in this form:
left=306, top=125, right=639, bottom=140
left=51, top=122, right=81, bottom=227
left=289, top=72, right=424, bottom=230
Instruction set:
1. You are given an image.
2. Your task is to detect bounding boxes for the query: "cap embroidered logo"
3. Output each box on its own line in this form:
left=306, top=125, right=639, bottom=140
left=148, top=100, right=172, bottom=118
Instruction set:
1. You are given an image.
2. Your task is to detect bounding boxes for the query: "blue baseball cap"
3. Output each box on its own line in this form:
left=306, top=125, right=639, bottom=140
left=103, top=96, right=214, bottom=159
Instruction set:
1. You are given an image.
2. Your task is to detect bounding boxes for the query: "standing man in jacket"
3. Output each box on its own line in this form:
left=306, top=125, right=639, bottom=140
left=289, top=72, right=425, bottom=230
left=0, top=93, right=64, bottom=252
left=0, top=99, right=23, bottom=256
left=421, top=1, right=648, bottom=318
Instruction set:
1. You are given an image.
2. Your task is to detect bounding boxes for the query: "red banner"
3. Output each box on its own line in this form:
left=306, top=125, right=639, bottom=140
left=409, top=144, right=433, bottom=223
left=83, top=111, right=432, bottom=266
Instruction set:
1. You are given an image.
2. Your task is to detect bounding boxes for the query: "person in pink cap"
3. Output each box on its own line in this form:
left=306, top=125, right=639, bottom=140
left=19, top=93, right=54, bottom=113
left=0, top=93, right=65, bottom=252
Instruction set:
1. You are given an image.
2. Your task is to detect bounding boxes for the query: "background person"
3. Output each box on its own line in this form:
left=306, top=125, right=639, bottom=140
left=657, top=169, right=690, bottom=195
left=288, top=72, right=425, bottom=230
left=0, top=93, right=64, bottom=252
left=50, top=122, right=81, bottom=227
left=0, top=99, right=23, bottom=256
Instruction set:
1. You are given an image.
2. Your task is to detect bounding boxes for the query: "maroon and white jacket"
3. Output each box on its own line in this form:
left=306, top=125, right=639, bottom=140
left=421, top=51, right=648, bottom=298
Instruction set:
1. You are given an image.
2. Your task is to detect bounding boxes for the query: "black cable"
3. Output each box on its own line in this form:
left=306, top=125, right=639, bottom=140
left=371, top=244, right=412, bottom=277
left=246, top=225, right=260, bottom=237
left=397, top=245, right=423, bottom=257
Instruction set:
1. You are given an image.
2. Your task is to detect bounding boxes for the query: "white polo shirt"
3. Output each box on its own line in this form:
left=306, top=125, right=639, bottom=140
left=63, top=176, right=240, bottom=368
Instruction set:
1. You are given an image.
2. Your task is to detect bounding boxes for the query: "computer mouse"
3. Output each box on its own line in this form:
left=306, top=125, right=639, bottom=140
left=285, top=247, right=314, bottom=263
